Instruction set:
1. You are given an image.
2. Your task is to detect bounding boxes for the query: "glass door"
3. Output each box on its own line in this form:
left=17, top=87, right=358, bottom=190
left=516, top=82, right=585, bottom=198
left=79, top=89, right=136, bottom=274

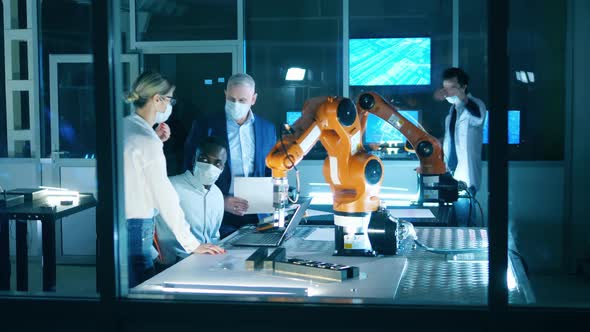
left=48, top=54, right=138, bottom=263
left=141, top=49, right=235, bottom=176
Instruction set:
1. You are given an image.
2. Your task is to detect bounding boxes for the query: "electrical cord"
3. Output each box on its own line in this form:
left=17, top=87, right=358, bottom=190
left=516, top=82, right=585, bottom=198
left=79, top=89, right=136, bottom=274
left=280, top=124, right=300, bottom=204
left=475, top=197, right=484, bottom=226
left=457, top=186, right=484, bottom=227
left=509, top=248, right=529, bottom=276
left=414, top=238, right=487, bottom=255
left=399, top=220, right=487, bottom=255
left=463, top=188, right=473, bottom=227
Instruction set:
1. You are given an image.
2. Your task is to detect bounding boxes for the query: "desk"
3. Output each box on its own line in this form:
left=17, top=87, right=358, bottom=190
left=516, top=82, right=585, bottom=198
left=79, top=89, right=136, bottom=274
left=0, top=193, right=97, bottom=292
left=134, top=226, right=407, bottom=303
left=304, top=204, right=453, bottom=226
left=133, top=225, right=534, bottom=305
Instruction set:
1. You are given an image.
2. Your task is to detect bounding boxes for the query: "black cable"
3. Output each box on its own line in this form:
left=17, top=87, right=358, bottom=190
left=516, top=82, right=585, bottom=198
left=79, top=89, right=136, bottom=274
left=465, top=188, right=473, bottom=227
left=457, top=188, right=473, bottom=227
left=509, top=248, right=529, bottom=276
left=400, top=220, right=487, bottom=255
left=414, top=239, right=487, bottom=255
left=436, top=203, right=442, bottom=223
left=474, top=197, right=485, bottom=226
left=279, top=125, right=300, bottom=203
left=280, top=125, right=297, bottom=172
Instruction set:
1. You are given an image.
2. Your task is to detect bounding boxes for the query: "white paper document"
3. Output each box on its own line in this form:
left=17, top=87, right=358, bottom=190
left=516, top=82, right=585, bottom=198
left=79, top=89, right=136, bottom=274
left=387, top=208, right=435, bottom=218
left=233, top=177, right=274, bottom=214
left=304, top=228, right=335, bottom=241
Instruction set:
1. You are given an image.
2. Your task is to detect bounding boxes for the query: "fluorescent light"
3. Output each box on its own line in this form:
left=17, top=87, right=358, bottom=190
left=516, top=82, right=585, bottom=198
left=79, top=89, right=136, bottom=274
left=160, top=283, right=308, bottom=296
left=507, top=261, right=518, bottom=291
left=526, top=72, right=535, bottom=83
left=162, top=287, right=297, bottom=295
left=519, top=71, right=528, bottom=83
left=286, top=67, right=306, bottom=81
left=380, top=186, right=409, bottom=192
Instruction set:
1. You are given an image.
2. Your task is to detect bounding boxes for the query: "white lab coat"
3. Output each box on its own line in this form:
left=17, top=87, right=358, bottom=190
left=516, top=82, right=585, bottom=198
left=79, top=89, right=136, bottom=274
left=155, top=171, right=224, bottom=265
left=443, top=94, right=487, bottom=192
left=123, top=113, right=200, bottom=254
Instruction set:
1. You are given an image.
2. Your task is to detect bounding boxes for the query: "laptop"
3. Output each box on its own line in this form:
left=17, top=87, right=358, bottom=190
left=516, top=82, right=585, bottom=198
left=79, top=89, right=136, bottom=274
left=232, top=197, right=311, bottom=247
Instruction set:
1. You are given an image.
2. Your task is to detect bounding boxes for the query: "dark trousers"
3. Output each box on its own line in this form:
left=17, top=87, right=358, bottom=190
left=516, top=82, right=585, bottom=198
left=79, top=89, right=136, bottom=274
left=127, top=218, right=156, bottom=288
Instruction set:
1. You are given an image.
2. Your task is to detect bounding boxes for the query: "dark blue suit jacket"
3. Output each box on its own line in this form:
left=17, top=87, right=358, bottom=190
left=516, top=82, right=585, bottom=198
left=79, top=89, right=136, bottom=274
left=183, top=112, right=277, bottom=197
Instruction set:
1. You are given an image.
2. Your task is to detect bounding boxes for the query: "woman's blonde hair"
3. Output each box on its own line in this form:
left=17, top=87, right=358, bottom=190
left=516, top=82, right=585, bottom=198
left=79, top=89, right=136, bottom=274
left=124, top=71, right=174, bottom=108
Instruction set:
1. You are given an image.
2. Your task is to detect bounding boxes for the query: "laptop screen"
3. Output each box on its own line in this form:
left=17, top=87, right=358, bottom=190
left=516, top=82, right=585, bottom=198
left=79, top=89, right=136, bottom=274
left=281, top=197, right=311, bottom=240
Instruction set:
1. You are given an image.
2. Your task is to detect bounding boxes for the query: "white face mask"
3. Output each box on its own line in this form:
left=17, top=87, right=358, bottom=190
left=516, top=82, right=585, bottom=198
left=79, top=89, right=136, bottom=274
left=155, top=103, right=172, bottom=124
left=193, top=161, right=222, bottom=186
left=445, top=95, right=461, bottom=105
left=224, top=100, right=251, bottom=121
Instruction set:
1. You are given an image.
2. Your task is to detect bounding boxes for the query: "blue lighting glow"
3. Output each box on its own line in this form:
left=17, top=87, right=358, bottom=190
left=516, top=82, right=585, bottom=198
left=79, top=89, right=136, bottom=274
left=364, top=110, right=420, bottom=144
left=286, top=111, right=302, bottom=125
left=482, top=110, right=520, bottom=144
left=349, top=38, right=431, bottom=86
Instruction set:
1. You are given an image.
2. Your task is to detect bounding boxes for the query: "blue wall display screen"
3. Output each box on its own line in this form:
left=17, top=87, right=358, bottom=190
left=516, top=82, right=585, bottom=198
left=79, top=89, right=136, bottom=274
left=349, top=38, right=431, bottom=86
left=286, top=111, right=301, bottom=125
left=482, top=110, right=520, bottom=144
left=364, top=110, right=420, bottom=144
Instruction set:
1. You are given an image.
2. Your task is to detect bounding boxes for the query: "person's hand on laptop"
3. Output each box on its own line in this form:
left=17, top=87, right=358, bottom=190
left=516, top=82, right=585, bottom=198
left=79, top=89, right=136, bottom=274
left=224, top=196, right=249, bottom=216
left=193, top=243, right=225, bottom=255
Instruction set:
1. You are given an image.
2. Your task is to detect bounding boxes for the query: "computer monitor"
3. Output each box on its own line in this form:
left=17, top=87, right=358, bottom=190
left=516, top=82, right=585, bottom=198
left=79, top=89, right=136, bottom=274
left=364, top=110, right=420, bottom=145
left=286, top=111, right=301, bottom=126
left=349, top=37, right=431, bottom=86
left=482, top=110, right=520, bottom=144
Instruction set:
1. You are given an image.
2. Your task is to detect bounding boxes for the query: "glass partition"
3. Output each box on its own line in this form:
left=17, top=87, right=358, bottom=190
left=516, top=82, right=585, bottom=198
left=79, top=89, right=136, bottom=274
left=113, top=0, right=507, bottom=310
left=507, top=0, right=590, bottom=308
left=1, top=0, right=588, bottom=329
left=0, top=0, right=99, bottom=298
left=246, top=0, right=343, bottom=161
left=133, top=0, right=237, bottom=42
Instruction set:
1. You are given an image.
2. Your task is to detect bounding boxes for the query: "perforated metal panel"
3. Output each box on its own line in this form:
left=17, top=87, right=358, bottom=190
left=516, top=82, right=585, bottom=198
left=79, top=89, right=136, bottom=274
left=393, top=227, right=527, bottom=305
left=223, top=225, right=531, bottom=305
left=396, top=228, right=489, bottom=304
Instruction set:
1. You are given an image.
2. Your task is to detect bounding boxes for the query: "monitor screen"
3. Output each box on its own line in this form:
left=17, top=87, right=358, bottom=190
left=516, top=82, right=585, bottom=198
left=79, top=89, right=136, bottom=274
left=482, top=110, right=520, bottom=144
left=286, top=111, right=301, bottom=126
left=364, top=110, right=420, bottom=144
left=349, top=37, right=431, bottom=86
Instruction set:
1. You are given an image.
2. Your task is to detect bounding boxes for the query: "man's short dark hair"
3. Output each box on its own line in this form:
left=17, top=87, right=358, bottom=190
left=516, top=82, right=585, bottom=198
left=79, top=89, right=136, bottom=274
left=197, top=136, right=226, bottom=154
left=442, top=67, right=470, bottom=87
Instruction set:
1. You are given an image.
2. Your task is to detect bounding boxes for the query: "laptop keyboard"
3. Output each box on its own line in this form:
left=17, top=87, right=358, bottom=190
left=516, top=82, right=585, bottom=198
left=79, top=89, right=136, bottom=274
left=232, top=232, right=283, bottom=246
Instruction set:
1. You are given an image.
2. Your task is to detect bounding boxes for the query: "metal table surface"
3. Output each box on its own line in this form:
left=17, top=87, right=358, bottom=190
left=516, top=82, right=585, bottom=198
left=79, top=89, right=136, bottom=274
left=222, top=225, right=534, bottom=305
left=133, top=225, right=534, bottom=305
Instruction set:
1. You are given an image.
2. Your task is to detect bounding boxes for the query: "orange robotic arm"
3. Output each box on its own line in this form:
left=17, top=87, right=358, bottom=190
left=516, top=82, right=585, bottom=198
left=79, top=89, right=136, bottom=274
left=356, top=92, right=446, bottom=175
left=266, top=96, right=383, bottom=214
left=266, top=96, right=387, bottom=255
left=356, top=92, right=460, bottom=204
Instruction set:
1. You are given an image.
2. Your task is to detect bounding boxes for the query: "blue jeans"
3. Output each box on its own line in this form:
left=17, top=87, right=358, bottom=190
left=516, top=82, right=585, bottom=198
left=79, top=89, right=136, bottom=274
left=127, top=218, right=156, bottom=288
left=453, top=186, right=479, bottom=227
